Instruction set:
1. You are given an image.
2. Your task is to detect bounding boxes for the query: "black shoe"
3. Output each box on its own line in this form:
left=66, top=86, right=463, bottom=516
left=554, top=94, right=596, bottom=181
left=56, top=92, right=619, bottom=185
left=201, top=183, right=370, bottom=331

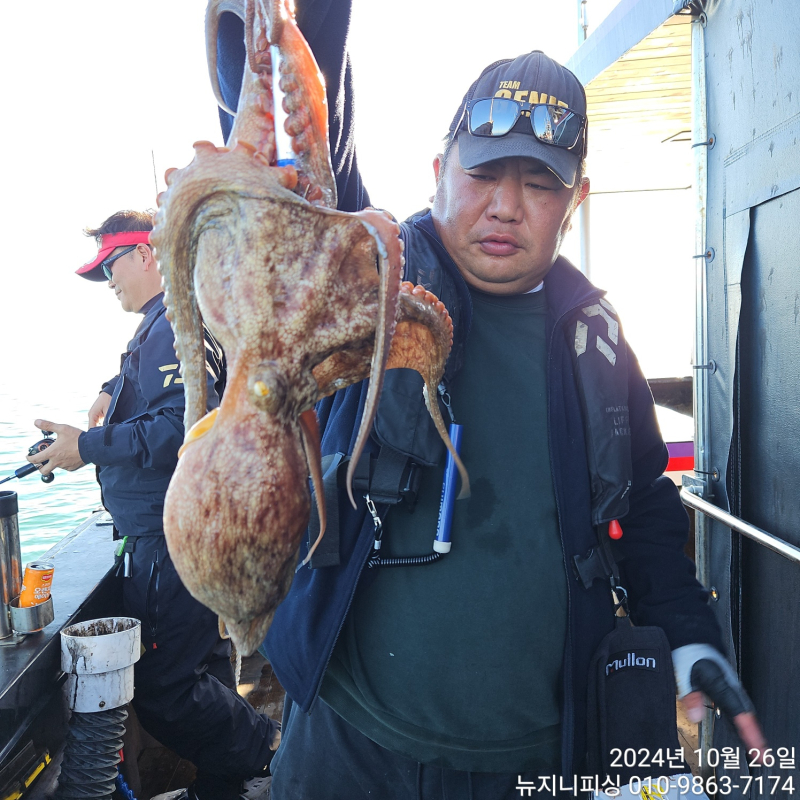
left=241, top=775, right=271, bottom=799
left=150, top=775, right=271, bottom=800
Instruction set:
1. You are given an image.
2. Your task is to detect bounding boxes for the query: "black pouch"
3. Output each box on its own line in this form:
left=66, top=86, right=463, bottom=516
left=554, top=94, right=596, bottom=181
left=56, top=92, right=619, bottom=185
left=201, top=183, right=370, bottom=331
left=587, top=615, right=687, bottom=784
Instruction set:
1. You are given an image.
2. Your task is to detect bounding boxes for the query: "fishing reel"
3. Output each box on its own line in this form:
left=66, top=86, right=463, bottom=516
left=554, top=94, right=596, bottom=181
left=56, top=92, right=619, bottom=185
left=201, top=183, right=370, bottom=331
left=28, top=434, right=56, bottom=484
left=0, top=432, right=56, bottom=486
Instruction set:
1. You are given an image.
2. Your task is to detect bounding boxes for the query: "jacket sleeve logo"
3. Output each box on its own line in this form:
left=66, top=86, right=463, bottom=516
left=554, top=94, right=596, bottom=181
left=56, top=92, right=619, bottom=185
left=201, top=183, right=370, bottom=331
left=159, top=364, right=184, bottom=388
left=575, top=299, right=619, bottom=366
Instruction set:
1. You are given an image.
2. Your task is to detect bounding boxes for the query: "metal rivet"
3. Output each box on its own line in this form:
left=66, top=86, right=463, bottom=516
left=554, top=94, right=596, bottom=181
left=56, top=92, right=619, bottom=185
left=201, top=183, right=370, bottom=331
left=692, top=360, right=717, bottom=373
left=711, top=468, right=720, bottom=482
left=710, top=587, right=719, bottom=602
left=705, top=247, right=716, bottom=262
left=99, top=701, right=106, bottom=708
left=708, top=134, right=716, bottom=149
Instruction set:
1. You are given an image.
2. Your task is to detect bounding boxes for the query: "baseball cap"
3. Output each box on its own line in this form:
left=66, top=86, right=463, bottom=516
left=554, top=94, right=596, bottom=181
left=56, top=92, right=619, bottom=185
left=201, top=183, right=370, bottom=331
left=76, top=230, right=152, bottom=282
left=448, top=51, right=587, bottom=187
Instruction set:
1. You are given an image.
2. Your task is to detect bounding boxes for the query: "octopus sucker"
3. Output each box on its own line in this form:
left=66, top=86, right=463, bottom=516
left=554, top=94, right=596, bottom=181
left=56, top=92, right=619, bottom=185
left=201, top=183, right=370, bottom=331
left=153, top=0, right=468, bottom=655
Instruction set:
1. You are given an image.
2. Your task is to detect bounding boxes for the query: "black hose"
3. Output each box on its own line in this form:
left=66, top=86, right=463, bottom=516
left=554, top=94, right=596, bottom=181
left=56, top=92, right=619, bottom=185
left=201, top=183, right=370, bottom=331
left=54, top=706, right=127, bottom=800
left=368, top=551, right=443, bottom=568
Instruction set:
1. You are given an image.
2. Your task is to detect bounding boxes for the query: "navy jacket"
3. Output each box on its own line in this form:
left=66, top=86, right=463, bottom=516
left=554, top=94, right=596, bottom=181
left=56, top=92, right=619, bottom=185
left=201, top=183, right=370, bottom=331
left=78, top=294, right=224, bottom=538
left=217, top=0, right=723, bottom=776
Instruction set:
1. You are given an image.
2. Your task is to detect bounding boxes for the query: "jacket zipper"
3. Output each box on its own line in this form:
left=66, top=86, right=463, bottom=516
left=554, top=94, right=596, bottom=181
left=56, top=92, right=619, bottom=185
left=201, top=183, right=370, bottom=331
left=307, top=508, right=382, bottom=713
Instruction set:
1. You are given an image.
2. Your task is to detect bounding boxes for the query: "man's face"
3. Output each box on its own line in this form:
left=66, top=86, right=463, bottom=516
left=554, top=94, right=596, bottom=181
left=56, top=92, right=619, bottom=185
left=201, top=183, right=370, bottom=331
left=105, top=246, right=148, bottom=313
left=431, top=143, right=587, bottom=295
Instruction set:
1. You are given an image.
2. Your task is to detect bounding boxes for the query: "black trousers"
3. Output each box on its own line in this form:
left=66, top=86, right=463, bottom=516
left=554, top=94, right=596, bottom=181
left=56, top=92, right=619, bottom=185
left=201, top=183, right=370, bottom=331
left=271, top=697, right=575, bottom=800
left=122, top=536, right=275, bottom=784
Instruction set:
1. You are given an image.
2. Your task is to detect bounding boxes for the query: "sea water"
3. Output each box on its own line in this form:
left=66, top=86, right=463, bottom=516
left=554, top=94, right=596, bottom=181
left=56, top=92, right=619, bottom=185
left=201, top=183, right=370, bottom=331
left=0, top=388, right=102, bottom=562
left=1, top=375, right=692, bottom=566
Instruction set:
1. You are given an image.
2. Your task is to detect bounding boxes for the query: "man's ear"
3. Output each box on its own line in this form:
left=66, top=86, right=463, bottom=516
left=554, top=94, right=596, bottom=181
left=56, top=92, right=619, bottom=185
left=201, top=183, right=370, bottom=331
left=562, top=177, right=591, bottom=235
left=574, top=176, right=590, bottom=209
left=137, top=243, right=156, bottom=270
left=433, top=154, right=444, bottom=185
left=429, top=155, right=446, bottom=204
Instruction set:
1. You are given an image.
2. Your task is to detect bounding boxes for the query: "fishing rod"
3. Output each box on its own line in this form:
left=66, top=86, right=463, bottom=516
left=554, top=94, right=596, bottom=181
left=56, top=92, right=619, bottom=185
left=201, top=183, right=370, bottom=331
left=0, top=432, right=55, bottom=485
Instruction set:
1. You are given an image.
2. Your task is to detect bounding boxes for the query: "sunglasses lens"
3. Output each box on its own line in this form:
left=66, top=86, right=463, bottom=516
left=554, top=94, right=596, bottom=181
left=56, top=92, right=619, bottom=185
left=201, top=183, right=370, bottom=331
left=102, top=264, right=112, bottom=281
left=531, top=105, right=583, bottom=148
left=469, top=98, right=520, bottom=137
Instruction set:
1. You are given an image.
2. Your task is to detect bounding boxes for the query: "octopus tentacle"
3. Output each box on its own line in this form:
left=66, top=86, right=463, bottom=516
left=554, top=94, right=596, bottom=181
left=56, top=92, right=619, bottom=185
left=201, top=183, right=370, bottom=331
left=204, top=0, right=243, bottom=118
left=245, top=0, right=260, bottom=75
left=178, top=407, right=219, bottom=457
left=270, top=0, right=336, bottom=207
left=214, top=0, right=336, bottom=208
left=298, top=408, right=326, bottom=566
left=387, top=284, right=470, bottom=499
left=152, top=168, right=209, bottom=433
left=226, top=3, right=277, bottom=159
left=344, top=210, right=404, bottom=507
left=312, top=278, right=470, bottom=501
left=264, top=0, right=287, bottom=46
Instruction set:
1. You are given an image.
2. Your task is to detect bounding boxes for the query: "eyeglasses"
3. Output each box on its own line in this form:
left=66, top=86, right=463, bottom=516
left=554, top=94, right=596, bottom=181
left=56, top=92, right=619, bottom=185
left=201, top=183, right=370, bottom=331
left=464, top=97, right=586, bottom=153
left=101, top=245, right=138, bottom=281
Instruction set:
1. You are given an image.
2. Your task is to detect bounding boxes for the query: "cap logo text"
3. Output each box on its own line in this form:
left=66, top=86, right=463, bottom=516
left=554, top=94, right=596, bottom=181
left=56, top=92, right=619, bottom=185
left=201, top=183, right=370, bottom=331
left=494, top=89, right=568, bottom=108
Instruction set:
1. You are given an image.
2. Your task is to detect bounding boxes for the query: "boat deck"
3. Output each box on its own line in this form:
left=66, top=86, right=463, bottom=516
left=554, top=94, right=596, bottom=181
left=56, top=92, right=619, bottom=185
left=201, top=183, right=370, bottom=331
left=3, top=510, right=699, bottom=798
left=124, top=651, right=285, bottom=798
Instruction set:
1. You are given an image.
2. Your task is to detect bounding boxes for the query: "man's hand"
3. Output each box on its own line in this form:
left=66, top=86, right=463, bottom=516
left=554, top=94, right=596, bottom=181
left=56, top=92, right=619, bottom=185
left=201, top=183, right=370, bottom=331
left=88, top=392, right=112, bottom=427
left=26, top=419, right=86, bottom=475
left=673, top=644, right=767, bottom=761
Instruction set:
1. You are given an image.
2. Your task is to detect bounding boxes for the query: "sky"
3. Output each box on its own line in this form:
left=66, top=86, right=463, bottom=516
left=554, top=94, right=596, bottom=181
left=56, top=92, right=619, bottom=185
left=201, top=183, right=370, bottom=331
left=0, top=0, right=591, bottom=419
left=1, top=0, right=691, bottom=433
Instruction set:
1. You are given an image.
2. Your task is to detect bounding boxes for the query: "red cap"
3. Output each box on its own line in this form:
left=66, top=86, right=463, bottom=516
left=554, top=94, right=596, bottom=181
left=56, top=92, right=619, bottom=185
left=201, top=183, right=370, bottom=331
left=76, top=230, right=152, bottom=282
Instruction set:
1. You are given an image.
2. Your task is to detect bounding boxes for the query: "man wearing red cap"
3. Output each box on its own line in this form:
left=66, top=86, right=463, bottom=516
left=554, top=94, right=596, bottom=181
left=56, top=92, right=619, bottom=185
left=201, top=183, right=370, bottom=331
left=28, top=210, right=277, bottom=800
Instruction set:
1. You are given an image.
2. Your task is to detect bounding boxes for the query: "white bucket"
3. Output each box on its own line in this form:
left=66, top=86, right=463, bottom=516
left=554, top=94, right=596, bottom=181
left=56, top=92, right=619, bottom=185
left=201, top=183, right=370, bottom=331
left=60, top=617, right=141, bottom=713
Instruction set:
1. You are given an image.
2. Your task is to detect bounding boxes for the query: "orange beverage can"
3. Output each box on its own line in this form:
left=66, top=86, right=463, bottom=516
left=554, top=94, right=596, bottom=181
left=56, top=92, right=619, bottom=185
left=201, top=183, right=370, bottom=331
left=18, top=561, right=55, bottom=608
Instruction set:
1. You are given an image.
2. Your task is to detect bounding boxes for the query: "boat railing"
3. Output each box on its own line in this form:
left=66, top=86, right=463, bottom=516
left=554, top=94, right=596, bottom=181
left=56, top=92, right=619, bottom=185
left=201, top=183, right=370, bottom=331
left=681, top=483, right=800, bottom=566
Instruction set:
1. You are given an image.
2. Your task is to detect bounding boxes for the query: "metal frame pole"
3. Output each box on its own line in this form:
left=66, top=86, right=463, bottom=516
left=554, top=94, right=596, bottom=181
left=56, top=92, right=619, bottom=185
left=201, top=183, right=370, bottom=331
left=690, top=11, right=716, bottom=774
left=0, top=492, right=22, bottom=640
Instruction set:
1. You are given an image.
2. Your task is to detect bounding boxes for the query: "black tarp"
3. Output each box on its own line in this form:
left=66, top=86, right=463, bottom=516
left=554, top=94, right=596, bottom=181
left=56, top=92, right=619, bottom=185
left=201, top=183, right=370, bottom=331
left=704, top=0, right=800, bottom=791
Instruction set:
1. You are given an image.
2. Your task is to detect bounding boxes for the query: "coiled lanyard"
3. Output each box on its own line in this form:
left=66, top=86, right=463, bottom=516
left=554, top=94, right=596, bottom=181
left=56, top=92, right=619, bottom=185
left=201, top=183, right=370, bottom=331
left=366, top=384, right=464, bottom=569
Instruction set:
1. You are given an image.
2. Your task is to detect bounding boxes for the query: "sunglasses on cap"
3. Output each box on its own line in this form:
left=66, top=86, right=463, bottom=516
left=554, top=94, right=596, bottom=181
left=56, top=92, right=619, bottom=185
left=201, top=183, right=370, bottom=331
left=101, top=245, right=138, bottom=281
left=465, top=97, right=586, bottom=153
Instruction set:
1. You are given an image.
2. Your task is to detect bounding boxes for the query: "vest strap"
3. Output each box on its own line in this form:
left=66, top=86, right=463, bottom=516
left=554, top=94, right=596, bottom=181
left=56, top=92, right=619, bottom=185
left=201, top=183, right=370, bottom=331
left=351, top=447, right=421, bottom=507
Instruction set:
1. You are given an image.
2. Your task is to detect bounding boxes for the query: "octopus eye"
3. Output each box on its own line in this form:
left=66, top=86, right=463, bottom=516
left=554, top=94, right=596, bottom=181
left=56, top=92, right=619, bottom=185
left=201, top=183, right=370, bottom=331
left=248, top=364, right=287, bottom=415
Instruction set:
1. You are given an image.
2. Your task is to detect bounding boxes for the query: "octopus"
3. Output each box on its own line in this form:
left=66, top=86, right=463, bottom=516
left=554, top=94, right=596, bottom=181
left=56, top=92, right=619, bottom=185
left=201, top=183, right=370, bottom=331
left=151, top=0, right=468, bottom=656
